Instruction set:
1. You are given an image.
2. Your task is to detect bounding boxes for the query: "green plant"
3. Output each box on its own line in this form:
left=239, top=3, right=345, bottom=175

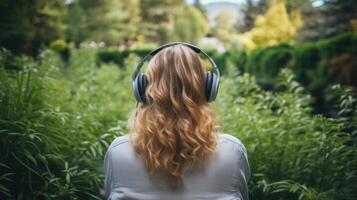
left=50, top=39, right=70, bottom=61
left=324, top=85, right=357, bottom=141
left=0, top=48, right=130, bottom=199
left=96, top=48, right=152, bottom=67
left=212, top=69, right=357, bottom=200
left=244, top=43, right=292, bottom=89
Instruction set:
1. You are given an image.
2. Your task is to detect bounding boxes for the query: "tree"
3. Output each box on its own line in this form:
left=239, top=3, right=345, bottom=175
left=66, top=2, right=87, bottom=47
left=139, top=0, right=185, bottom=44
left=66, top=0, right=142, bottom=47
left=240, top=0, right=271, bottom=33
left=0, top=0, right=67, bottom=55
left=241, top=0, right=302, bottom=49
left=212, top=11, right=238, bottom=44
left=240, top=0, right=308, bottom=33
left=170, top=5, right=209, bottom=44
left=298, top=0, right=357, bottom=42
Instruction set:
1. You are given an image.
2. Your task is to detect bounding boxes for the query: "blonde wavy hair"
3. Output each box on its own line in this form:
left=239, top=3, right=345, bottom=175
left=129, top=44, right=219, bottom=187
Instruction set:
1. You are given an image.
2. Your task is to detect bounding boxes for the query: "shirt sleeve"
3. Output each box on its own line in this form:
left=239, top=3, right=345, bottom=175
left=104, top=149, right=113, bottom=198
left=236, top=142, right=251, bottom=200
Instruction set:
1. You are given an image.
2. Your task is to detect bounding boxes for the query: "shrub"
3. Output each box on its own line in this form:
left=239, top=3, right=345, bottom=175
left=224, top=49, right=247, bottom=74
left=204, top=49, right=227, bottom=73
left=227, top=33, right=357, bottom=114
left=96, top=47, right=228, bottom=73
left=230, top=33, right=357, bottom=91
left=292, top=33, right=357, bottom=91
left=0, top=48, right=133, bottom=199
left=212, top=69, right=357, bottom=200
left=96, top=48, right=152, bottom=67
left=243, top=43, right=292, bottom=89
left=323, top=85, right=357, bottom=140
left=292, top=42, right=323, bottom=91
left=50, top=39, right=70, bottom=61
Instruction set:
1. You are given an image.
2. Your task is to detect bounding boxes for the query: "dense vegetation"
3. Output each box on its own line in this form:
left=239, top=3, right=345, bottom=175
left=1, top=45, right=356, bottom=199
left=1, top=0, right=356, bottom=199
left=0, top=48, right=133, bottom=199
left=96, top=33, right=357, bottom=114
left=216, top=71, right=357, bottom=200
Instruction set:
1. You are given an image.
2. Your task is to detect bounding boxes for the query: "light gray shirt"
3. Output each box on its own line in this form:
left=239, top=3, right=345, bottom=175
left=104, top=133, right=251, bottom=200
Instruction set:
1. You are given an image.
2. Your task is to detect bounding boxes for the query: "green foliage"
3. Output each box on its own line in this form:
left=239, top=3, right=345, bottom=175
left=50, top=39, right=70, bottom=61
left=0, top=0, right=66, bottom=55
left=244, top=43, right=292, bottom=89
left=66, top=0, right=141, bottom=46
left=212, top=11, right=239, bottom=45
left=97, top=48, right=152, bottom=66
left=1, top=45, right=357, bottom=199
left=139, top=0, right=186, bottom=43
left=295, top=33, right=357, bottom=86
left=170, top=5, right=209, bottom=44
left=0, top=47, right=134, bottom=199
left=204, top=49, right=227, bottom=73
left=292, top=41, right=324, bottom=91
left=96, top=47, right=228, bottom=74
left=324, top=85, right=357, bottom=140
left=298, top=0, right=357, bottom=42
left=229, top=33, right=357, bottom=112
left=213, top=69, right=357, bottom=200
left=224, top=50, right=248, bottom=74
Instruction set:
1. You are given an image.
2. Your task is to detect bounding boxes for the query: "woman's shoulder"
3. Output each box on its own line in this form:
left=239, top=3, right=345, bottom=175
left=107, top=134, right=130, bottom=151
left=218, top=133, right=247, bottom=154
left=106, top=133, right=247, bottom=153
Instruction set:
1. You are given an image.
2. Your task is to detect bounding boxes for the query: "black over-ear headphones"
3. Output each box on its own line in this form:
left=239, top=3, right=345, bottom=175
left=132, top=42, right=220, bottom=103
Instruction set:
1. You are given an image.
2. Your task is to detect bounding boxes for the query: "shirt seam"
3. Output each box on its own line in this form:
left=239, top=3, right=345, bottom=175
left=221, top=136, right=245, bottom=154
left=106, top=149, right=115, bottom=197
left=109, top=138, right=129, bottom=150
left=109, top=135, right=244, bottom=150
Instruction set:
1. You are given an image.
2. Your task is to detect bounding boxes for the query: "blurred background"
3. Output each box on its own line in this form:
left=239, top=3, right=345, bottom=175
left=0, top=0, right=356, bottom=199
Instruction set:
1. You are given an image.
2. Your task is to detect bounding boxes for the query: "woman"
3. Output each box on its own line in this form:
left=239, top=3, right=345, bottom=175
left=104, top=43, right=250, bottom=200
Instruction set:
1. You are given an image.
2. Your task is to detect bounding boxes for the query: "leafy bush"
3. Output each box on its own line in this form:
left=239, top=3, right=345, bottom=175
left=97, top=48, right=152, bottom=66
left=323, top=85, right=357, bottom=141
left=50, top=39, right=70, bottom=61
left=293, top=33, right=357, bottom=90
left=244, top=43, right=292, bottom=89
left=204, top=49, right=227, bottom=73
left=96, top=47, right=228, bottom=73
left=230, top=33, right=357, bottom=91
left=169, top=5, right=209, bottom=44
left=228, top=33, right=357, bottom=114
left=292, top=33, right=357, bottom=113
left=225, top=49, right=247, bottom=73
left=213, top=69, right=357, bottom=200
left=0, top=48, right=134, bottom=199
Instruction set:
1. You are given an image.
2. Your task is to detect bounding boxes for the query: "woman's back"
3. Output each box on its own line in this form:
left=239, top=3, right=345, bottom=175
left=104, top=43, right=250, bottom=199
left=104, top=133, right=250, bottom=200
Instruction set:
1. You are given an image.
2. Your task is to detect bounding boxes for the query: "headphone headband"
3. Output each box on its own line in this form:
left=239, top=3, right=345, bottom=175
left=131, top=42, right=220, bottom=103
left=132, top=42, right=219, bottom=83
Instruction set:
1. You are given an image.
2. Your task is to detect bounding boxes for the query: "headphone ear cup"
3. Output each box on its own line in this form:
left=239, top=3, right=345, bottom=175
left=137, top=74, right=147, bottom=102
left=208, top=72, right=219, bottom=102
left=205, top=72, right=213, bottom=101
left=140, top=74, right=148, bottom=102
left=133, top=74, right=143, bottom=102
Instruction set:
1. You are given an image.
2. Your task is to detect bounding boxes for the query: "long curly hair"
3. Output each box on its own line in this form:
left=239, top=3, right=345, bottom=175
left=129, top=44, right=219, bottom=187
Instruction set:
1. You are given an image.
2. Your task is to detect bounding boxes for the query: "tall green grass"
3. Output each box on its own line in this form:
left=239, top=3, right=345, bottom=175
left=0, top=48, right=134, bottom=199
